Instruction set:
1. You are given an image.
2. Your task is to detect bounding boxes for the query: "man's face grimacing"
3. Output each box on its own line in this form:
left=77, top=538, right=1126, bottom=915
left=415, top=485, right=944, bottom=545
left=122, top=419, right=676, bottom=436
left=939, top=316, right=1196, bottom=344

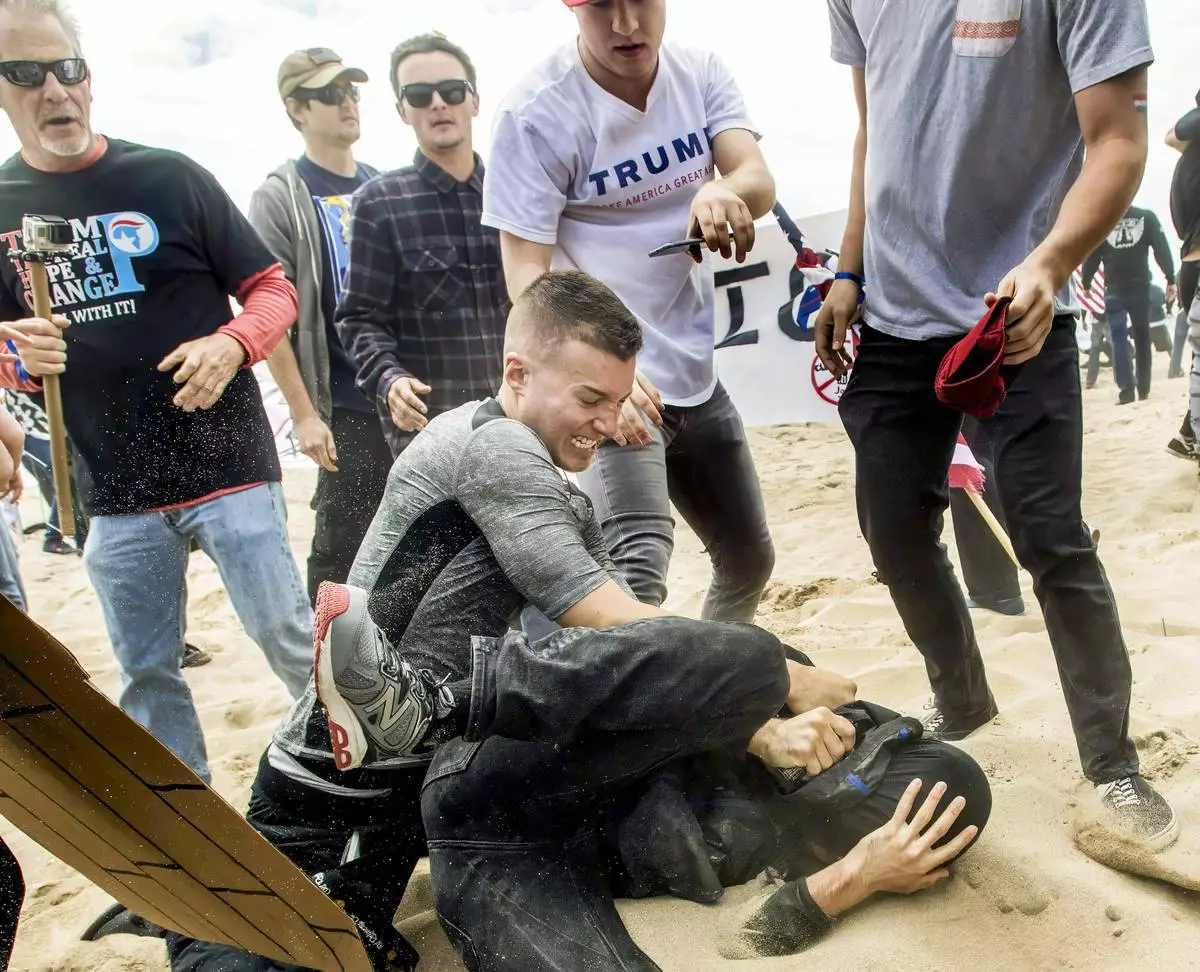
left=288, top=77, right=361, bottom=146
left=395, top=51, right=478, bottom=154
left=505, top=339, right=636, bottom=473
left=0, top=8, right=92, bottom=166
left=575, top=0, right=665, bottom=84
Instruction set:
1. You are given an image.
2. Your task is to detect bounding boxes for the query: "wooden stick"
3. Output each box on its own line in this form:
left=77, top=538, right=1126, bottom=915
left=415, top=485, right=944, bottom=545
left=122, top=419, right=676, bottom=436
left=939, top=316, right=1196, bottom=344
left=26, top=261, right=74, bottom=539
left=963, top=487, right=1018, bottom=569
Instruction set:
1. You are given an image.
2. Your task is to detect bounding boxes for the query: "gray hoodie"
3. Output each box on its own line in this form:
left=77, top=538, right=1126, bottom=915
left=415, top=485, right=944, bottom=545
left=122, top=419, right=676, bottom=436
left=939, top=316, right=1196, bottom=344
left=248, top=161, right=332, bottom=422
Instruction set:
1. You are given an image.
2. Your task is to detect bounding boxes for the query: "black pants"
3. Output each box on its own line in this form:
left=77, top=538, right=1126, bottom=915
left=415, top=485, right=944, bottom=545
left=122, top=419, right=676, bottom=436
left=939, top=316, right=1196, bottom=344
left=0, top=837, right=22, bottom=970
left=421, top=621, right=989, bottom=972
left=307, top=408, right=393, bottom=605
left=949, top=417, right=1020, bottom=603
left=166, top=752, right=427, bottom=971
left=840, top=318, right=1137, bottom=782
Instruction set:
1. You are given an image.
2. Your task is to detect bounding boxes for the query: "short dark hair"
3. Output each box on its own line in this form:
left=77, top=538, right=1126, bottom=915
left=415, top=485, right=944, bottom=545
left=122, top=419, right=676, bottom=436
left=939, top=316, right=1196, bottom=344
left=517, top=270, right=643, bottom=362
left=389, top=32, right=477, bottom=100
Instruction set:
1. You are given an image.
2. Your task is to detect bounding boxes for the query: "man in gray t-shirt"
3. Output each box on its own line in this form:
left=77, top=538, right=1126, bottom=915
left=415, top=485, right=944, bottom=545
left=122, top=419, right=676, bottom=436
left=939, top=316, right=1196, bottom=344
left=814, top=0, right=1177, bottom=852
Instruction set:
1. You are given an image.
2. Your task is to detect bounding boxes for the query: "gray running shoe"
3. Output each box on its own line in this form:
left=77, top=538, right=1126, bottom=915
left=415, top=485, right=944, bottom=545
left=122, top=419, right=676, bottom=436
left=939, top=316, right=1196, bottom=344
left=313, top=582, right=454, bottom=771
left=1095, top=775, right=1180, bottom=852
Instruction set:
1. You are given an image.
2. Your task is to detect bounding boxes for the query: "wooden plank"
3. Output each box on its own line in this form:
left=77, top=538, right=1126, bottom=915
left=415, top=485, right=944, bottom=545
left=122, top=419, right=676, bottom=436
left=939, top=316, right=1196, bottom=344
left=102, top=871, right=226, bottom=943
left=218, top=892, right=337, bottom=970
left=0, top=796, right=178, bottom=933
left=0, top=725, right=175, bottom=868
left=148, top=866, right=297, bottom=965
left=318, top=928, right=375, bottom=972
left=0, top=658, right=52, bottom=715
left=0, top=602, right=192, bottom=787
left=0, top=787, right=130, bottom=873
left=161, top=789, right=356, bottom=925
left=9, top=711, right=269, bottom=892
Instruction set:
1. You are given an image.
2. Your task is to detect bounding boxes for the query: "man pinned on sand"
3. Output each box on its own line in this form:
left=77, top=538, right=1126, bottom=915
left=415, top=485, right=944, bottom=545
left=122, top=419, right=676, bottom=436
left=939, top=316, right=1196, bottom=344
left=0, top=0, right=313, bottom=785
left=484, top=0, right=777, bottom=628
left=334, top=32, right=509, bottom=460
left=249, top=48, right=392, bottom=605
left=815, top=0, right=1178, bottom=850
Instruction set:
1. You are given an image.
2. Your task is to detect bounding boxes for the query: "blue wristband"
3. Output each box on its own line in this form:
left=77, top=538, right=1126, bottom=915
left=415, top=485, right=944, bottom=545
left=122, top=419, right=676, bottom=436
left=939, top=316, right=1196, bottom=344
left=834, top=271, right=866, bottom=305
left=4, top=341, right=29, bottom=383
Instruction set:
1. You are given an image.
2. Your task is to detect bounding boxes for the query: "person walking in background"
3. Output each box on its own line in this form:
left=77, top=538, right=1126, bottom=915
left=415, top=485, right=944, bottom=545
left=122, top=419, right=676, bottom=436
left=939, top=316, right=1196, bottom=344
left=1081, top=203, right=1176, bottom=404
left=1164, top=88, right=1200, bottom=465
left=250, top=47, right=392, bottom=604
left=335, top=33, right=508, bottom=460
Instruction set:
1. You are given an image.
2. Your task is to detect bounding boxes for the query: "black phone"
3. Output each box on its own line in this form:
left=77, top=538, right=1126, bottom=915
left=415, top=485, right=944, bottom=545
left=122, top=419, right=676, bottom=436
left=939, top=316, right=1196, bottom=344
left=648, top=236, right=706, bottom=259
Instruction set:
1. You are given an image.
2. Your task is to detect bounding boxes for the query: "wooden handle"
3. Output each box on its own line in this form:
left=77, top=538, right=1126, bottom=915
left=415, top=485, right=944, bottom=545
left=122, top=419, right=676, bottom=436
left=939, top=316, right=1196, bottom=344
left=27, top=262, right=75, bottom=539
left=963, top=487, right=1018, bottom=569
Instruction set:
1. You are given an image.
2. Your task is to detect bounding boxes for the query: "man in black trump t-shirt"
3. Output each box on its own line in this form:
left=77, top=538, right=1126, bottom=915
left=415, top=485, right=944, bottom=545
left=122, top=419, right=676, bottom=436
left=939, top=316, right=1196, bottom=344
left=0, top=2, right=312, bottom=784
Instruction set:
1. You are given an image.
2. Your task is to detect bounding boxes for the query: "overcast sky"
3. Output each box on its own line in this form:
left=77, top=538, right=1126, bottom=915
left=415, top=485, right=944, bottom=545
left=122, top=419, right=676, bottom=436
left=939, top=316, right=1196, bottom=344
left=1, top=0, right=1196, bottom=248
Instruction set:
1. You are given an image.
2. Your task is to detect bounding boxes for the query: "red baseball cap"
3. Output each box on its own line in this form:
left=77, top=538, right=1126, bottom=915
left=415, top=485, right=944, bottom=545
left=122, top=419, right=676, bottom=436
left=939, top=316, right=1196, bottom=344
left=935, top=297, right=1022, bottom=418
left=562, top=0, right=591, bottom=6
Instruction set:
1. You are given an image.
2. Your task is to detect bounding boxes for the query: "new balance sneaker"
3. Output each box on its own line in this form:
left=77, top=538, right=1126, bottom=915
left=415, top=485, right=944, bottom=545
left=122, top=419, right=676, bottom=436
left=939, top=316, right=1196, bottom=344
left=1095, top=775, right=1180, bottom=852
left=313, top=582, right=455, bottom=771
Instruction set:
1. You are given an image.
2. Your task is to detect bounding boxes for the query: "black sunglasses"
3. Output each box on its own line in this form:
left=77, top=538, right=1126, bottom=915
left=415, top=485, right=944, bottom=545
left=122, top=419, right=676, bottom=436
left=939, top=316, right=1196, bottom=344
left=0, top=58, right=88, bottom=88
left=400, top=80, right=473, bottom=109
left=293, top=83, right=360, bottom=107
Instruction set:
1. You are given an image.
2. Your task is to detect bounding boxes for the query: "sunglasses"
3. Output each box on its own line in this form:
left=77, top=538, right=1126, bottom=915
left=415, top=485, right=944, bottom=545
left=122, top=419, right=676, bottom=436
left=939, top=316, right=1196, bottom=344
left=293, top=83, right=360, bottom=107
left=0, top=58, right=88, bottom=88
left=400, top=80, right=473, bottom=109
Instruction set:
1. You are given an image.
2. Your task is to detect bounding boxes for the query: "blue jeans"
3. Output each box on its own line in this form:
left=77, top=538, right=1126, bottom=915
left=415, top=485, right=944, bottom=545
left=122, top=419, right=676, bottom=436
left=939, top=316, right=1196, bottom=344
left=1105, top=293, right=1152, bottom=399
left=83, top=483, right=313, bottom=782
left=0, top=521, right=25, bottom=611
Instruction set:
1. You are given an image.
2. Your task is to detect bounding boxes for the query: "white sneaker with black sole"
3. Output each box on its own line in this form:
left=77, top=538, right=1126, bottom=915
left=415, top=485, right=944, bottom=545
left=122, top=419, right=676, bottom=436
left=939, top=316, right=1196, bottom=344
left=1095, top=775, right=1180, bottom=852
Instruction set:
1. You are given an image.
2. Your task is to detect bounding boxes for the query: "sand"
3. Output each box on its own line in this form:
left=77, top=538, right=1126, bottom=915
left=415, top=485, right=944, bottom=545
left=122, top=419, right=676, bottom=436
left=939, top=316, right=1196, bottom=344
left=3, top=354, right=1199, bottom=971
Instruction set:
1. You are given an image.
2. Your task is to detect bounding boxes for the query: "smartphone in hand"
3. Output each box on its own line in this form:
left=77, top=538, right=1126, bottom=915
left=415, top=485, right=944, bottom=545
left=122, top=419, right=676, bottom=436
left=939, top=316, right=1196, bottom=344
left=648, top=237, right=706, bottom=259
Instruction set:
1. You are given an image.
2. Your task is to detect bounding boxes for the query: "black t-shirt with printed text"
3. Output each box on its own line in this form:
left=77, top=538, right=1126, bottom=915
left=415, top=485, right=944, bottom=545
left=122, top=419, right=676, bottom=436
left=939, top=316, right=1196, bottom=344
left=0, top=139, right=281, bottom=516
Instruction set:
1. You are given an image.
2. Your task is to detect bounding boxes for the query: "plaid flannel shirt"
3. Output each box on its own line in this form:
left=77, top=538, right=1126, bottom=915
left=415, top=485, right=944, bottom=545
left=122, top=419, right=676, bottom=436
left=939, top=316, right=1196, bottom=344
left=335, top=150, right=510, bottom=456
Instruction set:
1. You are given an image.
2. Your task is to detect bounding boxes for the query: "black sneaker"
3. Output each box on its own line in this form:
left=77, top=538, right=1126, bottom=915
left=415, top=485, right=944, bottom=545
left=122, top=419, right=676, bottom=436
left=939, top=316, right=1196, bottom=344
left=1095, top=775, right=1179, bottom=851
left=1166, top=436, right=1198, bottom=462
left=920, top=700, right=999, bottom=742
left=42, top=536, right=80, bottom=556
left=182, top=643, right=212, bottom=668
left=1117, top=390, right=1136, bottom=405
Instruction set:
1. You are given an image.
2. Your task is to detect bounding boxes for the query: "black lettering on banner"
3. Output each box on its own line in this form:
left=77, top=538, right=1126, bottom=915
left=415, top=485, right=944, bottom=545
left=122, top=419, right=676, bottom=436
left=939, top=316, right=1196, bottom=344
left=713, top=262, right=769, bottom=350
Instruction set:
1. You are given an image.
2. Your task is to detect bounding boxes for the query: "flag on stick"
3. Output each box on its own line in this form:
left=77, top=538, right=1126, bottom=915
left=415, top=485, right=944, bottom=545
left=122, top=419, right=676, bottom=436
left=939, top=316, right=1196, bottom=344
left=950, top=434, right=1020, bottom=568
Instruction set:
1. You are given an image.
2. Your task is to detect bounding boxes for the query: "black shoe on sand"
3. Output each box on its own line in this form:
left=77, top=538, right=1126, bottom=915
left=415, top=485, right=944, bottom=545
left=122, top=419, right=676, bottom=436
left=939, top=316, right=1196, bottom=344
left=182, top=643, right=212, bottom=668
left=1095, top=775, right=1180, bottom=852
left=1166, top=435, right=1197, bottom=462
left=921, top=700, right=999, bottom=742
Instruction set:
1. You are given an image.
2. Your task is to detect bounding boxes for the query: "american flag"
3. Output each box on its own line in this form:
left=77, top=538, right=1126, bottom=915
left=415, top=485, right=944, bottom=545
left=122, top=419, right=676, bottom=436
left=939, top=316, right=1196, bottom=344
left=1072, top=267, right=1105, bottom=317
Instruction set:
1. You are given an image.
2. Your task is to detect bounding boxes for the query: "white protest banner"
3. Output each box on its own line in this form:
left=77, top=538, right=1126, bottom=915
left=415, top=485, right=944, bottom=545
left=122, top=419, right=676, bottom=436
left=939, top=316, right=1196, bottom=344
left=709, top=207, right=850, bottom=428
left=258, top=205, right=850, bottom=463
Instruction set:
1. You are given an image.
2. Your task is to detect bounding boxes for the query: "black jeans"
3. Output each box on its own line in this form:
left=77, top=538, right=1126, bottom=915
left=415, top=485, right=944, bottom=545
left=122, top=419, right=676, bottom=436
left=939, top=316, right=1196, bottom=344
left=949, top=417, right=1020, bottom=603
left=421, top=621, right=989, bottom=972
left=166, top=753, right=427, bottom=972
left=307, top=408, right=393, bottom=605
left=840, top=318, right=1137, bottom=782
left=0, top=837, right=22, bottom=969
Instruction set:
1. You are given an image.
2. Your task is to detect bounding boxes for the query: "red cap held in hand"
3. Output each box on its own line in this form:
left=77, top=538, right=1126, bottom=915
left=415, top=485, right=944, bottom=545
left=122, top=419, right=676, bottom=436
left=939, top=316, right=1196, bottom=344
left=935, top=297, right=1022, bottom=418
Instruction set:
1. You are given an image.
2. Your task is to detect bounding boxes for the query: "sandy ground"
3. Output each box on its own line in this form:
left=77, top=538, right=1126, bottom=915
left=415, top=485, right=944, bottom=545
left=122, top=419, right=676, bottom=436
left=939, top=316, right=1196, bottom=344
left=3, top=354, right=1199, bottom=972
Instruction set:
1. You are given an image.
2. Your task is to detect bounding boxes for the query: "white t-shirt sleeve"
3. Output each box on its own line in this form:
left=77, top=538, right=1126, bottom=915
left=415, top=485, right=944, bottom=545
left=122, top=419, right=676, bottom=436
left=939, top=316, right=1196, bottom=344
left=701, top=52, right=760, bottom=142
left=481, top=109, right=570, bottom=246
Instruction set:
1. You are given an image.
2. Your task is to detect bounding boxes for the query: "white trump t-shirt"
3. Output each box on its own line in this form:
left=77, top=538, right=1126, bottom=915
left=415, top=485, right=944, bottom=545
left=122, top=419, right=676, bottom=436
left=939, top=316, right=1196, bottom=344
left=483, top=41, right=758, bottom=407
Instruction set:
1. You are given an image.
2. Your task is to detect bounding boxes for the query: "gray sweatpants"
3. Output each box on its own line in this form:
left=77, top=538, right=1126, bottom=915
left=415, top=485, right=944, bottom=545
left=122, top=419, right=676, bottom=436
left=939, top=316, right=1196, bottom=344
left=1189, top=289, right=1200, bottom=439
